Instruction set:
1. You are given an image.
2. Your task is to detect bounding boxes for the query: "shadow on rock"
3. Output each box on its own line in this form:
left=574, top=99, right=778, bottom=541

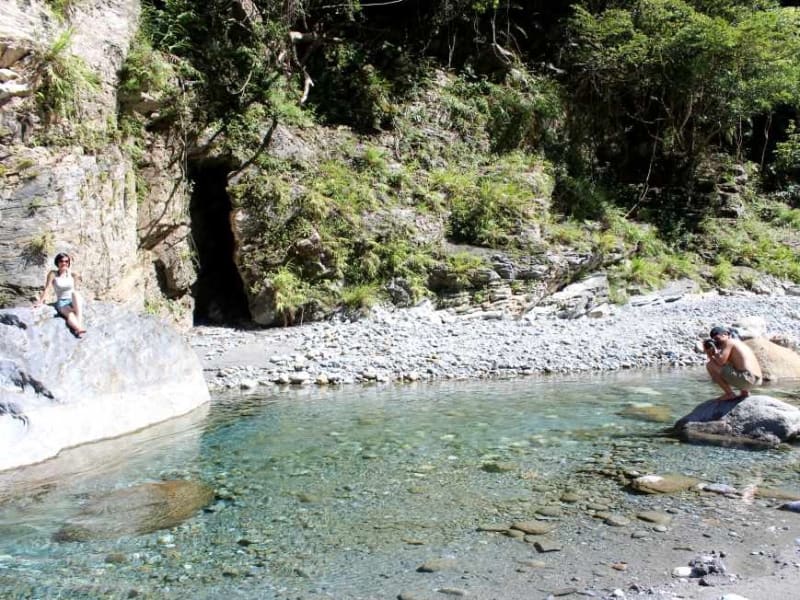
left=53, top=480, right=214, bottom=542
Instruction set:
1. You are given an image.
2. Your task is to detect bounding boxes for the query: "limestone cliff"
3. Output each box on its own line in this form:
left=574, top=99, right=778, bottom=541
left=0, top=0, right=195, bottom=324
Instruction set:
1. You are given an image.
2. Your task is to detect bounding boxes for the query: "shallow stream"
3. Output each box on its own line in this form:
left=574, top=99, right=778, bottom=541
left=1, top=369, right=799, bottom=599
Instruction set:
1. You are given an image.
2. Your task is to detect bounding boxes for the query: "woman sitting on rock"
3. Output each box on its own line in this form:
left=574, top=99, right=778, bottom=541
left=33, top=252, right=86, bottom=337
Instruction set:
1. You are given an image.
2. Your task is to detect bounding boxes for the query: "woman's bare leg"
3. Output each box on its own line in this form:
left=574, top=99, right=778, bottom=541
left=71, top=291, right=85, bottom=331
left=58, top=306, right=83, bottom=335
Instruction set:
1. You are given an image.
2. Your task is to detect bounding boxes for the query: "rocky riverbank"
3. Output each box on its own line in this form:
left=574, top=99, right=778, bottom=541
left=188, top=289, right=800, bottom=392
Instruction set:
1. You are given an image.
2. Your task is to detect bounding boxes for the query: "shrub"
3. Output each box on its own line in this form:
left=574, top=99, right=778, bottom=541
left=270, top=267, right=310, bottom=326
left=340, top=283, right=382, bottom=310
left=712, top=259, right=734, bottom=287
left=34, top=29, right=100, bottom=122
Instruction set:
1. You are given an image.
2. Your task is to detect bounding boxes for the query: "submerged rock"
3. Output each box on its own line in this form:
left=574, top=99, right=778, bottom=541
left=617, top=403, right=672, bottom=423
left=53, top=480, right=214, bottom=541
left=674, top=395, right=800, bottom=447
left=0, top=304, right=209, bottom=471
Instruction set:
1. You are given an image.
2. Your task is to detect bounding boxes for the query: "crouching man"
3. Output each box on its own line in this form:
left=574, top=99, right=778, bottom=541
left=705, top=326, right=763, bottom=402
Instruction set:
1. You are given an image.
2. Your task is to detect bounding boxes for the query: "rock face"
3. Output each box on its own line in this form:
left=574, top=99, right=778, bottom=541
left=674, top=395, right=800, bottom=447
left=0, top=303, right=209, bottom=471
left=0, top=1, right=197, bottom=325
left=745, top=337, right=800, bottom=382
left=53, top=480, right=215, bottom=541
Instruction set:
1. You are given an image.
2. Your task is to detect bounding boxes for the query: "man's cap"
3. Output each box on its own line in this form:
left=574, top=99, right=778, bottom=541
left=709, top=326, right=729, bottom=337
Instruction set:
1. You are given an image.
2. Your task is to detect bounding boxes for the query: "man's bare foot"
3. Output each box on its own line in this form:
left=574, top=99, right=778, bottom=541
left=739, top=390, right=750, bottom=398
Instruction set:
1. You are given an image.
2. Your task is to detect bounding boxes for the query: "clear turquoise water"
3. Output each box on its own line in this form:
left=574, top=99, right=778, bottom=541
left=0, top=369, right=798, bottom=599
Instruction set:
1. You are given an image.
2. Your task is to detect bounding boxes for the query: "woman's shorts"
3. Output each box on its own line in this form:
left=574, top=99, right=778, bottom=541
left=55, top=298, right=73, bottom=310
left=721, top=364, right=762, bottom=389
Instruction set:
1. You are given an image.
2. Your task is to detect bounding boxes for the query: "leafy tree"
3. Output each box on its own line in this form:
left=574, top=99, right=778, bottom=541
left=565, top=0, right=800, bottom=190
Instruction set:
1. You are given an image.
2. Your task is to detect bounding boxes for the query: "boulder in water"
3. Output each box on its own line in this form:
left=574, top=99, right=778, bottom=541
left=674, top=395, right=800, bottom=447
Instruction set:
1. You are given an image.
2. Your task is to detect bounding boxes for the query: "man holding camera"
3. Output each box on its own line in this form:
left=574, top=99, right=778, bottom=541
left=704, top=326, right=763, bottom=402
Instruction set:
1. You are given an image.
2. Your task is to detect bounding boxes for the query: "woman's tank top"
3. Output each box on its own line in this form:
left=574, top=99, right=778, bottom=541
left=53, top=272, right=74, bottom=301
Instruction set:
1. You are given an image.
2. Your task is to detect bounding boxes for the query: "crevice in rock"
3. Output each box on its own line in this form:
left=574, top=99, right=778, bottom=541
left=188, top=160, right=250, bottom=325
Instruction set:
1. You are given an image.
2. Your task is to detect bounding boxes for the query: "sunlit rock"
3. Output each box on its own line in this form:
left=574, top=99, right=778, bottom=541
left=744, top=337, right=800, bottom=382
left=0, top=303, right=209, bottom=471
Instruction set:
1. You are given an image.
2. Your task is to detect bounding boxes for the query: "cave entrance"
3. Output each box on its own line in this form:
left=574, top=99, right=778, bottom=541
left=189, top=161, right=251, bottom=325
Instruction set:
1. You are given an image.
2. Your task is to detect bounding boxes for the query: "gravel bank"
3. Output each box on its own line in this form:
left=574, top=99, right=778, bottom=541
left=188, top=291, right=800, bottom=391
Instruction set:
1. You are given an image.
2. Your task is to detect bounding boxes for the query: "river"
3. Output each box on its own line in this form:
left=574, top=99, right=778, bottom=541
left=1, top=369, right=799, bottom=599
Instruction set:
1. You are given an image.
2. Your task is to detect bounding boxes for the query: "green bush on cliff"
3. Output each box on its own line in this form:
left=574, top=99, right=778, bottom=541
left=439, top=152, right=552, bottom=247
left=34, top=29, right=99, bottom=123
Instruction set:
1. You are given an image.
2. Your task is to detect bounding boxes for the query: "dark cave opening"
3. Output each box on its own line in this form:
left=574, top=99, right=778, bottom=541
left=189, top=161, right=251, bottom=325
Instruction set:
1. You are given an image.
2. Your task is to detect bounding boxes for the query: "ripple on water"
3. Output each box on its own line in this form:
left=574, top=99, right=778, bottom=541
left=0, top=369, right=798, bottom=598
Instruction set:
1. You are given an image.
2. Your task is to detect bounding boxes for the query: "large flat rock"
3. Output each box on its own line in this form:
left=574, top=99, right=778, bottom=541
left=0, top=303, right=209, bottom=471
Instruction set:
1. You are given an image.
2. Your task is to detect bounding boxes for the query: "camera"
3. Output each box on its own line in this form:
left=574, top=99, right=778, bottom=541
left=703, top=338, right=717, bottom=352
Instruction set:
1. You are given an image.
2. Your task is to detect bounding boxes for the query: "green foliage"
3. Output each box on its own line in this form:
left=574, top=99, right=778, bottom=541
left=484, top=72, right=563, bottom=154
left=772, top=203, right=800, bottom=229
left=659, top=252, right=699, bottom=279
left=699, top=211, right=800, bottom=283
left=23, top=232, right=55, bottom=266
left=445, top=252, right=486, bottom=286
left=340, top=283, right=382, bottom=310
left=625, top=256, right=665, bottom=289
left=34, top=29, right=100, bottom=122
left=436, top=152, right=551, bottom=247
left=712, top=259, right=734, bottom=287
left=143, top=0, right=292, bottom=123
left=118, top=35, right=176, bottom=101
left=307, top=42, right=396, bottom=131
left=44, top=0, right=72, bottom=19
left=231, top=150, right=436, bottom=310
left=566, top=0, right=800, bottom=184
left=773, top=120, right=800, bottom=191
left=270, top=266, right=311, bottom=326
left=441, top=73, right=563, bottom=155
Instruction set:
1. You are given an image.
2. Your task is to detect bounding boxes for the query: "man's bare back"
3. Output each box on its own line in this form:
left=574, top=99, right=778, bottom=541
left=726, top=338, right=762, bottom=378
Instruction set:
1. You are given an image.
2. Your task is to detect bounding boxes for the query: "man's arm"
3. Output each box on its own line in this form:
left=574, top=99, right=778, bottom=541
left=708, top=341, right=733, bottom=366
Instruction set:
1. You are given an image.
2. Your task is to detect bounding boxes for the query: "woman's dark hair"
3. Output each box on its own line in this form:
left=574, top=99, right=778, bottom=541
left=54, top=252, right=71, bottom=266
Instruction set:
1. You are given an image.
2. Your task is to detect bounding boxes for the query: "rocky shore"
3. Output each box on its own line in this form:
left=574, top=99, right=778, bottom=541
left=188, top=289, right=800, bottom=392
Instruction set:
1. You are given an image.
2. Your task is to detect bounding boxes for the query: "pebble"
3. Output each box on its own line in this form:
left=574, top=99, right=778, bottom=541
left=604, top=515, right=630, bottom=527
left=672, top=566, right=693, bottom=577
left=512, top=521, right=556, bottom=535
left=417, top=558, right=457, bottom=572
